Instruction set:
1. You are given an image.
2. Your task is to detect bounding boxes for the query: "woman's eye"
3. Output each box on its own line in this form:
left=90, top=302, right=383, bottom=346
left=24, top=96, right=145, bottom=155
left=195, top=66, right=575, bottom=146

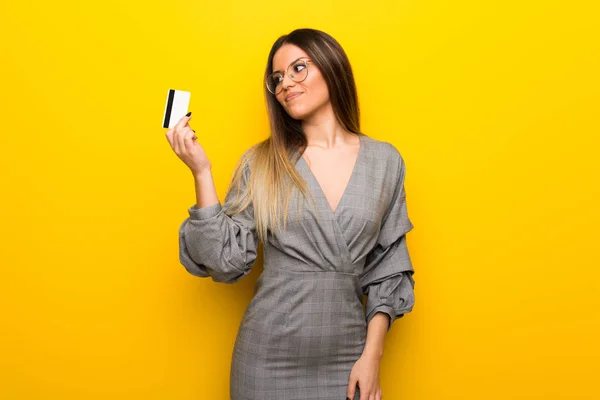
left=293, top=64, right=306, bottom=73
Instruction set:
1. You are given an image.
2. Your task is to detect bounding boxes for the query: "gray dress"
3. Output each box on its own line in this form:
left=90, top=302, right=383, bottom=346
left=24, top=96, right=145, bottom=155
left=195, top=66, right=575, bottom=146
left=178, top=133, right=415, bottom=400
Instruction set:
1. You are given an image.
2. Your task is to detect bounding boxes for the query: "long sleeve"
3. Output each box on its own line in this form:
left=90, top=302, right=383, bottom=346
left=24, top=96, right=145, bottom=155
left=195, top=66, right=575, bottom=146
left=178, top=158, right=259, bottom=284
left=360, top=152, right=415, bottom=331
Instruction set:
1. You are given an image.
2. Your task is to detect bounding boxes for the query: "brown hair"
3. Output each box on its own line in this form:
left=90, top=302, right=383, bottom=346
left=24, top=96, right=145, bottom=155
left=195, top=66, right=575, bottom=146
left=226, top=28, right=364, bottom=244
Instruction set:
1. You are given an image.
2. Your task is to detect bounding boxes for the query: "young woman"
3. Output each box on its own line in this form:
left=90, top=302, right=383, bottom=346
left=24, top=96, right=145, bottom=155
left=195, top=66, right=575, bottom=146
left=167, top=28, right=415, bottom=400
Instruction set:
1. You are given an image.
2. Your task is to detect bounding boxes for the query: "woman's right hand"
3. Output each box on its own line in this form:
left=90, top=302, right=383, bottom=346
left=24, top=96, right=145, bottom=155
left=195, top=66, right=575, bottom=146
left=165, top=112, right=212, bottom=176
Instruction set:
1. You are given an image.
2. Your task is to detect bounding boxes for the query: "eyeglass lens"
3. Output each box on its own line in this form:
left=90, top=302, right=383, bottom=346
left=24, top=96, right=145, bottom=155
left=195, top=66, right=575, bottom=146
left=267, top=59, right=309, bottom=94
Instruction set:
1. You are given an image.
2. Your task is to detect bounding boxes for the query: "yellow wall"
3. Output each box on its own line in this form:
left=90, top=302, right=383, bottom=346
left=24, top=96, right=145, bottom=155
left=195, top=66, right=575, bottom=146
left=1, top=0, right=598, bottom=398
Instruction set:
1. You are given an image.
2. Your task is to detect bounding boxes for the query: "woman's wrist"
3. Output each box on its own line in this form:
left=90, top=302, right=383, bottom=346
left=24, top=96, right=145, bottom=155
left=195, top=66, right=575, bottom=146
left=193, top=167, right=212, bottom=180
left=362, top=312, right=389, bottom=360
left=362, top=345, right=384, bottom=360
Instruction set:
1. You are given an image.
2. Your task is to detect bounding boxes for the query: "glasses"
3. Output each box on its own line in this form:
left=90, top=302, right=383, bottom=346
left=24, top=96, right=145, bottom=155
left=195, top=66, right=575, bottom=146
left=266, top=57, right=312, bottom=95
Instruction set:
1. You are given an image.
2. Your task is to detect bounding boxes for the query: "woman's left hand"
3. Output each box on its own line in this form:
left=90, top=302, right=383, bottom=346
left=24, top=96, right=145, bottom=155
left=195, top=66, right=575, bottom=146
left=346, top=353, right=383, bottom=400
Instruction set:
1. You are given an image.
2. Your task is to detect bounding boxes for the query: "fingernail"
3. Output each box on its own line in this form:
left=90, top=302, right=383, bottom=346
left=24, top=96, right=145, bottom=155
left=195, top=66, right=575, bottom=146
left=186, top=112, right=192, bottom=117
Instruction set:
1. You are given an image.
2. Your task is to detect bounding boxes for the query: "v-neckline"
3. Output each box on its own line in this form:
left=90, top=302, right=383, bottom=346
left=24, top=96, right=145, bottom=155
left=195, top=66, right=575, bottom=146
left=299, top=134, right=363, bottom=217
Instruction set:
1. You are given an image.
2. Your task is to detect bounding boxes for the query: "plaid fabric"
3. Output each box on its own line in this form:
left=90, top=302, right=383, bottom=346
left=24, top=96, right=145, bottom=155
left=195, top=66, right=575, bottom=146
left=179, top=134, right=415, bottom=399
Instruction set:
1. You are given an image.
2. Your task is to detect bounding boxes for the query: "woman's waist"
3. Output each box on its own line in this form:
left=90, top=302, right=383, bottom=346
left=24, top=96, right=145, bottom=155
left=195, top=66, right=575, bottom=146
left=262, top=258, right=365, bottom=275
left=252, top=266, right=365, bottom=308
left=244, top=269, right=367, bottom=335
left=263, top=248, right=366, bottom=275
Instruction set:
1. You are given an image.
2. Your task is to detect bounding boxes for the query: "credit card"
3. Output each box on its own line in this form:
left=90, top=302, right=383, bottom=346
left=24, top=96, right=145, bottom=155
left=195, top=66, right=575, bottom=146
left=162, top=89, right=191, bottom=128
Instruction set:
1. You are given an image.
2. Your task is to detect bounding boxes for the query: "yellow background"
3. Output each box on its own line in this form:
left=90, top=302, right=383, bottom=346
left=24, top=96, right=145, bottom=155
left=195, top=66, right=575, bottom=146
left=1, top=0, right=598, bottom=398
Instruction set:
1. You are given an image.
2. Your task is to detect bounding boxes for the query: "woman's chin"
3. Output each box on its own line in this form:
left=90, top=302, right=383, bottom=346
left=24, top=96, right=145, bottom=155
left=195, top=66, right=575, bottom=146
left=287, top=106, right=311, bottom=120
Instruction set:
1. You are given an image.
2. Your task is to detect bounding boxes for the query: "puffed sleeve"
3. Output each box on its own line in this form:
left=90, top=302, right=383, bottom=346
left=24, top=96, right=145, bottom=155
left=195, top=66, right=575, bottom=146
left=178, top=155, right=259, bottom=284
left=360, top=152, right=415, bottom=331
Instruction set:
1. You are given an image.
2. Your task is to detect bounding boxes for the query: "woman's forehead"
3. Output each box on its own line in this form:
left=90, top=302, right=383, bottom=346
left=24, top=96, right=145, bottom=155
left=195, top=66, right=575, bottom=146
left=272, top=46, right=308, bottom=71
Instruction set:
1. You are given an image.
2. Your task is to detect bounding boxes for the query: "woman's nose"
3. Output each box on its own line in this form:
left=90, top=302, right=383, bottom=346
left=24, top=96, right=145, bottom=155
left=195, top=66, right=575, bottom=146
left=282, top=72, right=296, bottom=89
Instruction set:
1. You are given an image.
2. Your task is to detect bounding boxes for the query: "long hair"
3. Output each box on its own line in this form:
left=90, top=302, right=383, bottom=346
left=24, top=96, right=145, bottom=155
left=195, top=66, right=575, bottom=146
left=225, top=28, right=364, bottom=245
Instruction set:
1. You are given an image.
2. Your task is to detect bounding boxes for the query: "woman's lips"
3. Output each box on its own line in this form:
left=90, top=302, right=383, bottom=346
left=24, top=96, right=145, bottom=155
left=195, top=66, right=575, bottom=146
left=286, top=92, right=303, bottom=102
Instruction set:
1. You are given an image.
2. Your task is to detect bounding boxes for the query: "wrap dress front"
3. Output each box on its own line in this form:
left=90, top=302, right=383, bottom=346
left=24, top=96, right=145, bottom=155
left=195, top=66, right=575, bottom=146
left=178, top=133, right=415, bottom=400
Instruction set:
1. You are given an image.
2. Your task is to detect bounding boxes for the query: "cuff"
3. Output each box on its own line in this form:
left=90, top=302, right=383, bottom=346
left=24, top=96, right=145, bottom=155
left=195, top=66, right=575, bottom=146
left=188, top=202, right=222, bottom=220
left=366, top=306, right=396, bottom=332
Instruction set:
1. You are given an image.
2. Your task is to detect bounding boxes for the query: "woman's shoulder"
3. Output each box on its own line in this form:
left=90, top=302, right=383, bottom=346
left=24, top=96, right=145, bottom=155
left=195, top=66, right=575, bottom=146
left=361, top=134, right=406, bottom=169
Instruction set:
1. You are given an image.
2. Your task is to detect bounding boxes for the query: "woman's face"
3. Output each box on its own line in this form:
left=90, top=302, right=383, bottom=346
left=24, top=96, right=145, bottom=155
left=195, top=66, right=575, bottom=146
left=271, top=44, right=330, bottom=120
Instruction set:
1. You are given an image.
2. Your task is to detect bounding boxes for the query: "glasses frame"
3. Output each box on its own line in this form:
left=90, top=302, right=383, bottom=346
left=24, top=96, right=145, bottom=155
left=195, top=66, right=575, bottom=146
left=266, top=57, right=312, bottom=95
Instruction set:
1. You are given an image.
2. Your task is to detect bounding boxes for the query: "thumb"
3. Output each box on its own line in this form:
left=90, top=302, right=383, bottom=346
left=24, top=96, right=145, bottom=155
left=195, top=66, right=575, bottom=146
left=184, top=111, right=192, bottom=127
left=175, top=111, right=192, bottom=131
left=346, top=378, right=358, bottom=400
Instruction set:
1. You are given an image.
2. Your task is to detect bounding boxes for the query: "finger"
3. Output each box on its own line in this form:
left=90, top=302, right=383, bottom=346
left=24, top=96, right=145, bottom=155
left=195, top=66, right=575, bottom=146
left=173, top=112, right=192, bottom=153
left=165, top=128, right=174, bottom=148
left=359, top=384, right=368, bottom=400
left=174, top=111, right=192, bottom=133
left=174, top=113, right=191, bottom=151
left=183, top=130, right=196, bottom=152
left=171, top=127, right=180, bottom=154
left=347, top=379, right=357, bottom=400
left=176, top=126, right=192, bottom=153
left=172, top=127, right=180, bottom=154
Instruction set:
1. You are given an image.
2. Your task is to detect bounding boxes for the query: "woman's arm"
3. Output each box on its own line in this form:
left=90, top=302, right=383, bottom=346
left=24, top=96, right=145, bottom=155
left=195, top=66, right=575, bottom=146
left=193, top=168, right=219, bottom=209
left=362, top=312, right=390, bottom=359
left=179, top=151, right=259, bottom=283
left=346, top=312, right=388, bottom=399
